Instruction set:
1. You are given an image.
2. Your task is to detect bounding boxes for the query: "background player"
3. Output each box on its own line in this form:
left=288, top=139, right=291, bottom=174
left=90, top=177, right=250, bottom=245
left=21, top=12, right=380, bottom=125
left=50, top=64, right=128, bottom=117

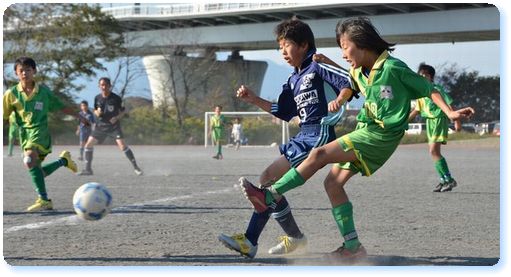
left=3, top=56, right=78, bottom=212
left=231, top=117, right=243, bottom=151
left=240, top=17, right=474, bottom=260
left=76, top=100, right=95, bottom=161
left=219, top=18, right=357, bottom=258
left=78, top=77, right=143, bottom=176
left=408, top=63, right=461, bottom=192
left=209, top=105, right=226, bottom=159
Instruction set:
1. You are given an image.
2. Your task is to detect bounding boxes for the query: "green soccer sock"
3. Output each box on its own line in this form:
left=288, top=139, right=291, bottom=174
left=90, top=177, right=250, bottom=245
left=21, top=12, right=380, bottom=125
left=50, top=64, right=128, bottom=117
left=272, top=168, right=306, bottom=196
left=42, top=159, right=65, bottom=177
left=438, top=157, right=453, bottom=182
left=8, top=139, right=14, bottom=156
left=332, top=201, right=360, bottom=251
left=217, top=143, right=222, bottom=155
left=434, top=159, right=445, bottom=182
left=29, top=166, right=48, bottom=200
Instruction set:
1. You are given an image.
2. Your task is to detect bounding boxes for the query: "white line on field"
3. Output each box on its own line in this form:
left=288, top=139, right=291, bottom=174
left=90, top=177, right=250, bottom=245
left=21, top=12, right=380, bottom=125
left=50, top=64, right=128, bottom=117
left=4, top=187, right=236, bottom=234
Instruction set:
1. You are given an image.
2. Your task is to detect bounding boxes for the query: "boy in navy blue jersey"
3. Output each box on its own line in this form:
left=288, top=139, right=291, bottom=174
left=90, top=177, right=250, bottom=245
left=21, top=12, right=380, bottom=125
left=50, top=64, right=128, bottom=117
left=218, top=18, right=358, bottom=258
left=76, top=100, right=95, bottom=161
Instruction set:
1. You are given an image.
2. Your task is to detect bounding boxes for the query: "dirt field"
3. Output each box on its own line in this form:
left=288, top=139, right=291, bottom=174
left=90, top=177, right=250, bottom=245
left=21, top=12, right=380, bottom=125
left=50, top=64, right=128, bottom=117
left=3, top=138, right=500, bottom=269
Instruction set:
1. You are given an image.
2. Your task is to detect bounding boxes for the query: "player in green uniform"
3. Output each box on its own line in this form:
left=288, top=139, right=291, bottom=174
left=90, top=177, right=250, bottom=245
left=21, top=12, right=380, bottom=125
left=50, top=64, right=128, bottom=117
left=210, top=105, right=226, bottom=159
left=409, top=63, right=461, bottom=192
left=7, top=111, right=20, bottom=157
left=3, top=57, right=78, bottom=212
left=241, top=17, right=474, bottom=260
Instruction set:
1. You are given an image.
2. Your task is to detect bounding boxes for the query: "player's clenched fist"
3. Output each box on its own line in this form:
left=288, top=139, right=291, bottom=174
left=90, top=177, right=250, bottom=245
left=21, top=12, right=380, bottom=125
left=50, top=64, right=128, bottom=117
left=236, top=85, right=256, bottom=103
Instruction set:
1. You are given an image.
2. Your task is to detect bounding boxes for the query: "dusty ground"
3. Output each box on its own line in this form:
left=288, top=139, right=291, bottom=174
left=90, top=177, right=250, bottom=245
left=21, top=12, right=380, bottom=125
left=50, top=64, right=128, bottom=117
left=3, top=138, right=500, bottom=269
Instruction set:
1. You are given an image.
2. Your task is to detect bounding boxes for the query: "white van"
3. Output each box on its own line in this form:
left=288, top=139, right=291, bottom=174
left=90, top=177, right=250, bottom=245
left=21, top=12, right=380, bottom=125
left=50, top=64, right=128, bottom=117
left=406, top=123, right=425, bottom=135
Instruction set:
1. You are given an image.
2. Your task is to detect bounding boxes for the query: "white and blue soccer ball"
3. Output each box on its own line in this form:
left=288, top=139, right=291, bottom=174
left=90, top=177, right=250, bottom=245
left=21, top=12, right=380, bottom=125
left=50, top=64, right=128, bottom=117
left=73, top=182, right=112, bottom=221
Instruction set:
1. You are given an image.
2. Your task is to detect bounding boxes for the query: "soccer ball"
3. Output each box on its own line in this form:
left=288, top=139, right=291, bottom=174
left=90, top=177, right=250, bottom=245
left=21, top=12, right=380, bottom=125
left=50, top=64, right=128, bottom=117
left=73, top=182, right=112, bottom=221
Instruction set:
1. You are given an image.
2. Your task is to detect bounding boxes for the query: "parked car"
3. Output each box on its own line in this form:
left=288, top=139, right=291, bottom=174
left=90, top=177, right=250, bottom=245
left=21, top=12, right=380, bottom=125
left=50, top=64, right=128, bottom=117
left=492, top=122, right=500, bottom=136
left=406, top=123, right=425, bottom=135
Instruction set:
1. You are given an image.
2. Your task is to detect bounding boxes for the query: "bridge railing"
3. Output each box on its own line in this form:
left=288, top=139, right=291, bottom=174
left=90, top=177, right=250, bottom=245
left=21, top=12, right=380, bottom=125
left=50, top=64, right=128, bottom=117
left=102, top=3, right=302, bottom=18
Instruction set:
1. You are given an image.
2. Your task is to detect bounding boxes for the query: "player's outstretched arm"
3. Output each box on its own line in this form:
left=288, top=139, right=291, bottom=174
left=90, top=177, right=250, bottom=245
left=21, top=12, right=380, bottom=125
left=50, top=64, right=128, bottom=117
left=431, top=90, right=474, bottom=120
left=313, top=53, right=341, bottom=68
left=236, top=85, right=272, bottom=113
left=328, top=88, right=353, bottom=113
left=408, top=110, right=419, bottom=123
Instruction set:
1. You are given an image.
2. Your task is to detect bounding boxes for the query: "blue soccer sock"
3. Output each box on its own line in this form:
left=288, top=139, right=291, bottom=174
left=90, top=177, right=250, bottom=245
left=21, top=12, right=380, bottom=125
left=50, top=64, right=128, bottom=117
left=245, top=209, right=271, bottom=246
left=272, top=197, right=302, bottom=238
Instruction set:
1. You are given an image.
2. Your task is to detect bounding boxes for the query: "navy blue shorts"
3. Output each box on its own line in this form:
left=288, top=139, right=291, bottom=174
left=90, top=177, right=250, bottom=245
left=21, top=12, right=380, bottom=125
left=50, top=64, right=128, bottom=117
left=79, top=129, right=92, bottom=144
left=91, top=123, right=124, bottom=144
left=279, top=124, right=336, bottom=168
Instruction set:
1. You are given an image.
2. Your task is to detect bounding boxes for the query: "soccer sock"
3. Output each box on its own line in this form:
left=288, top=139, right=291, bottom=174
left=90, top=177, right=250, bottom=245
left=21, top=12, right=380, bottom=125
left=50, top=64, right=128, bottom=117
left=272, top=168, right=306, bottom=196
left=29, top=166, right=48, bottom=200
left=123, top=147, right=139, bottom=168
left=438, top=157, right=453, bottom=182
left=79, top=147, right=84, bottom=159
left=332, top=201, right=360, bottom=251
left=245, top=209, right=271, bottom=246
left=42, top=159, right=65, bottom=176
left=434, top=159, right=445, bottom=182
left=272, top=197, right=302, bottom=238
left=217, top=143, right=222, bottom=155
left=8, top=138, right=14, bottom=155
left=85, top=148, right=93, bottom=171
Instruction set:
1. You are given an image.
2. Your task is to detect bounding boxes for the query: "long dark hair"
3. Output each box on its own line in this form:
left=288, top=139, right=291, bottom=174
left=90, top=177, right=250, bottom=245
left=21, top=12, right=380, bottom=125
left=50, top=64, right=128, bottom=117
left=336, top=17, right=395, bottom=54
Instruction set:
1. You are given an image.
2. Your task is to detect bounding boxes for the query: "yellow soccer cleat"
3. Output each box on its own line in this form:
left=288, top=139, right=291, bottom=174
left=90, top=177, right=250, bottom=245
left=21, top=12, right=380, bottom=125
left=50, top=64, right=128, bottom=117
left=27, top=197, right=53, bottom=212
left=268, top=235, right=307, bottom=255
left=218, top=233, right=258, bottom=258
left=59, top=150, right=77, bottom=173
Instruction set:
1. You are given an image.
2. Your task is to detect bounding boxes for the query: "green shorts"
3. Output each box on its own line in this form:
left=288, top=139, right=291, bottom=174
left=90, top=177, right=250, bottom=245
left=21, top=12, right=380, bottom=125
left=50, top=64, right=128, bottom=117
left=19, top=127, right=52, bottom=161
left=426, top=116, right=449, bottom=144
left=212, top=128, right=224, bottom=143
left=336, top=125, right=404, bottom=176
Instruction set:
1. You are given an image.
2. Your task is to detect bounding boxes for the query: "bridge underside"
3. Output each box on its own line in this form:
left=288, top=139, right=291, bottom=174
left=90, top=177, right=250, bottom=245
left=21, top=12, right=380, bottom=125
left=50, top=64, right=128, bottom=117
left=122, top=6, right=499, bottom=55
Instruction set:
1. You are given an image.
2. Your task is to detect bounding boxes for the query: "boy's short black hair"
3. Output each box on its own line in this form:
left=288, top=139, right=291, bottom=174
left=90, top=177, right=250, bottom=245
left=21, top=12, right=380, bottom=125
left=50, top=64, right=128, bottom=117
left=80, top=100, right=89, bottom=106
left=418, top=63, right=436, bottom=78
left=14, top=56, right=37, bottom=71
left=274, top=18, right=316, bottom=50
left=99, top=77, right=111, bottom=85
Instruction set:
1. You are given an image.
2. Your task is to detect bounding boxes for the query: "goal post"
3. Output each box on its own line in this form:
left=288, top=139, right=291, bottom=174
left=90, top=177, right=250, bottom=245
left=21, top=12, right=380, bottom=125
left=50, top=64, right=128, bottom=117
left=204, top=111, right=289, bottom=147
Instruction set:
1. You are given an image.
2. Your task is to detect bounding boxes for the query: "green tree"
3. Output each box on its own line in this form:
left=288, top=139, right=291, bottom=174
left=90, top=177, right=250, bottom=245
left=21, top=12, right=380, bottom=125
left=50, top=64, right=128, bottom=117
left=437, top=65, right=499, bottom=123
left=3, top=3, right=126, bottom=105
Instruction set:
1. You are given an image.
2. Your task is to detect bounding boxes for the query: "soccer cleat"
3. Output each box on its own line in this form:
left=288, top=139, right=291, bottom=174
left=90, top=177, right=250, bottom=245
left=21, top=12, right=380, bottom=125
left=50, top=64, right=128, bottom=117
left=440, top=179, right=458, bottom=192
left=212, top=155, right=219, bottom=159
left=327, top=243, right=367, bottom=260
left=239, top=177, right=271, bottom=213
left=433, top=182, right=444, bottom=192
left=134, top=166, right=143, bottom=176
left=77, top=156, right=84, bottom=161
left=77, top=169, right=93, bottom=176
left=218, top=233, right=258, bottom=259
left=268, top=235, right=307, bottom=255
left=60, top=150, right=77, bottom=173
left=27, top=197, right=53, bottom=212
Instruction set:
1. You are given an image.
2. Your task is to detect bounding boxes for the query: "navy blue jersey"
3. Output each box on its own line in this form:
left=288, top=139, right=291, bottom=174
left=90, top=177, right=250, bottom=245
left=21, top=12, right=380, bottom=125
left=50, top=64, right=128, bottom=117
left=78, top=110, right=95, bottom=131
left=271, top=49, right=355, bottom=126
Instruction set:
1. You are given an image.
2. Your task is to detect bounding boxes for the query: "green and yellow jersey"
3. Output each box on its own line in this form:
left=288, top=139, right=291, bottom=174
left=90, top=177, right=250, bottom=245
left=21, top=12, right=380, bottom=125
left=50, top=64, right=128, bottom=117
left=415, top=84, right=453, bottom=119
left=3, top=82, right=64, bottom=155
left=210, top=114, right=226, bottom=142
left=350, top=51, right=433, bottom=134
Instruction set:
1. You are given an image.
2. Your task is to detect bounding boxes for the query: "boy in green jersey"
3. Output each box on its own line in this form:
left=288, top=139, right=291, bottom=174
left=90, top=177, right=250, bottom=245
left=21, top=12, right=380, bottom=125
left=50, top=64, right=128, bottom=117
left=408, top=63, right=462, bottom=192
left=210, top=105, right=226, bottom=159
left=7, top=111, right=20, bottom=157
left=3, top=57, right=78, bottom=212
left=240, top=17, right=474, bottom=260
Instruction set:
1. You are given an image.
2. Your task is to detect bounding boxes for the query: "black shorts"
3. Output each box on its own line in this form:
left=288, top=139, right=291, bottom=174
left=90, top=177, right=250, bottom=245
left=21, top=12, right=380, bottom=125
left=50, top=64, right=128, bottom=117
left=91, top=123, right=124, bottom=144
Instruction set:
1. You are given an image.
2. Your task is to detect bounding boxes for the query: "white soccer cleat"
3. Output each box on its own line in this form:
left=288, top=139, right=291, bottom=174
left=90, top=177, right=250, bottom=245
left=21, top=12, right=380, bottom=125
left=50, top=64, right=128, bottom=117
left=268, top=235, right=307, bottom=255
